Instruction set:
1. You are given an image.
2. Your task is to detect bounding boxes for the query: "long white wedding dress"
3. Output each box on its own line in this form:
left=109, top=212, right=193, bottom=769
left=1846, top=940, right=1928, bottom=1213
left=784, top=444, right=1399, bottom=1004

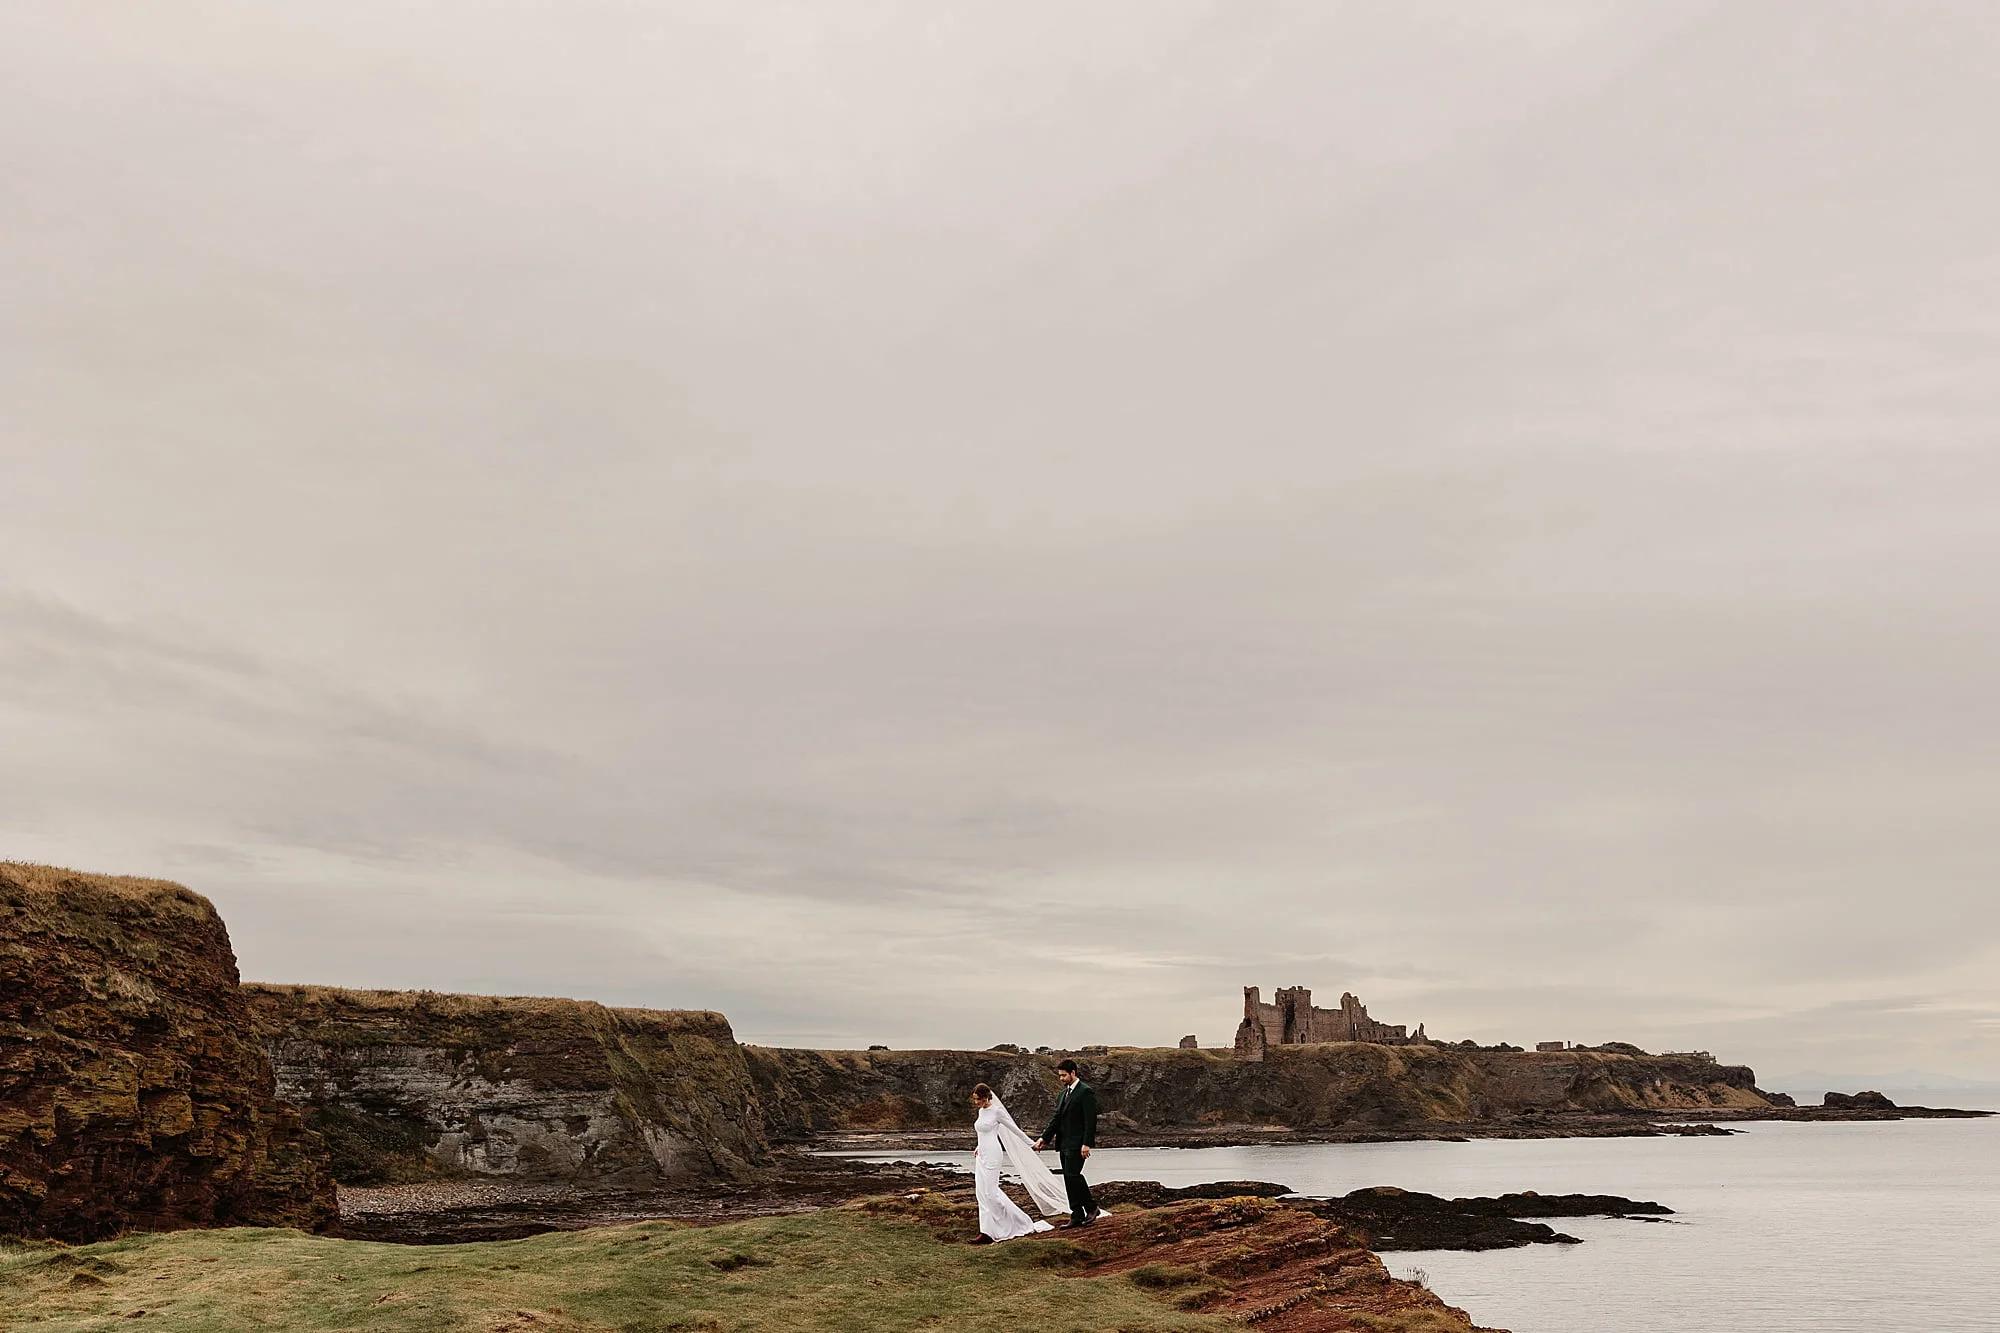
left=973, top=1096, right=1069, bottom=1241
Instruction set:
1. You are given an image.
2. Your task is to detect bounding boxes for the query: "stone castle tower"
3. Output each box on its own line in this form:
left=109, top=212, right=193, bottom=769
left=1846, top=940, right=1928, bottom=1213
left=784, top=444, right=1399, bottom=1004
left=1233, top=985, right=1426, bottom=1061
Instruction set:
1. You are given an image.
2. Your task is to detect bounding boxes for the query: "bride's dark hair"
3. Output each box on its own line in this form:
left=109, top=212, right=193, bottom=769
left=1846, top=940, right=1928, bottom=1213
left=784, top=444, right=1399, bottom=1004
left=971, top=1083, right=994, bottom=1102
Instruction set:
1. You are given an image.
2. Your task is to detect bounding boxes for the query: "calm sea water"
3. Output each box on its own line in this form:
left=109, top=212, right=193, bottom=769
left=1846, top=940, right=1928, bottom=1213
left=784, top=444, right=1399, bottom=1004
left=839, top=1109, right=2000, bottom=1333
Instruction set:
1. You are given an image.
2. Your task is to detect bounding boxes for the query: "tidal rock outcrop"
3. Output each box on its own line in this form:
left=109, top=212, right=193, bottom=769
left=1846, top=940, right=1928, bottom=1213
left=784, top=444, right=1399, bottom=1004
left=0, top=863, right=334, bottom=1241
left=242, top=985, right=768, bottom=1187
left=1091, top=1179, right=1671, bottom=1250
left=1294, top=1186, right=1670, bottom=1250
left=747, top=1041, right=1775, bottom=1138
left=1091, top=1179, right=1296, bottom=1208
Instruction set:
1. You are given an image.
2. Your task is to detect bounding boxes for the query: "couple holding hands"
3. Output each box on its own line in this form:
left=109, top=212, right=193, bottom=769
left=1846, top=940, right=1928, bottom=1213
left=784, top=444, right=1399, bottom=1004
left=968, top=1058, right=1102, bottom=1244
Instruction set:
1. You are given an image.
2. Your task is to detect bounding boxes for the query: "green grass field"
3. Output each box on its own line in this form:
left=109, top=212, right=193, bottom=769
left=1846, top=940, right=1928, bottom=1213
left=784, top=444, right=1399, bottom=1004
left=0, top=1205, right=1235, bottom=1332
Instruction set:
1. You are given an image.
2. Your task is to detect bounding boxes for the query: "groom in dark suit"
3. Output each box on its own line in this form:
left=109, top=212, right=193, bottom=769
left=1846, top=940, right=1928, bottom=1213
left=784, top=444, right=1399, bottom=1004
left=1032, top=1058, right=1101, bottom=1227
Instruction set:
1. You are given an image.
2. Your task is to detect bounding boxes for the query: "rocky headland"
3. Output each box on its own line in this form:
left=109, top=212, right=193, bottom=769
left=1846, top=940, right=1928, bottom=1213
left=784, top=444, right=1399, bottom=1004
left=1785, top=1089, right=1984, bottom=1118
left=0, top=863, right=334, bottom=1241
left=242, top=983, right=768, bottom=1190
left=746, top=1040, right=1780, bottom=1147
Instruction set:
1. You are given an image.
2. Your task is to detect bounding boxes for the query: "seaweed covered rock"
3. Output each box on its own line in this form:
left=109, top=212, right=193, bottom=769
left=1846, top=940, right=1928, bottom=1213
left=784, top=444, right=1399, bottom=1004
left=0, top=863, right=335, bottom=1241
left=1295, top=1186, right=1670, bottom=1250
left=1091, top=1179, right=1294, bottom=1209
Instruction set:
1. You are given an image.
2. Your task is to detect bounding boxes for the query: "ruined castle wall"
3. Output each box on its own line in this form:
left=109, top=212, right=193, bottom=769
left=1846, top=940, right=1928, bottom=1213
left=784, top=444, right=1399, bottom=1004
left=1237, top=986, right=1413, bottom=1059
left=1243, top=990, right=1287, bottom=1047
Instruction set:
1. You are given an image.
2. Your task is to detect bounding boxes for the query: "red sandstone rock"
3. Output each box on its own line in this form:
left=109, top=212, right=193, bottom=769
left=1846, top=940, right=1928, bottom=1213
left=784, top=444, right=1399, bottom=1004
left=868, top=1189, right=1503, bottom=1331
left=0, top=863, right=335, bottom=1241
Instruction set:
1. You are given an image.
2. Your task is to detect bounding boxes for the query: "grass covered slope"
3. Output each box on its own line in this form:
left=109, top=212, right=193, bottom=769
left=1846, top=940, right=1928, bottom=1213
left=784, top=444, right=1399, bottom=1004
left=1, top=1212, right=1221, bottom=1333
left=0, top=1193, right=1497, bottom=1332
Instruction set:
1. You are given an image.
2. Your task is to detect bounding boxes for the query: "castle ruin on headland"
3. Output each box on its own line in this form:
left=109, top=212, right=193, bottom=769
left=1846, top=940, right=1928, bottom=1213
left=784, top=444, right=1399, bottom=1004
left=1235, top=986, right=1428, bottom=1061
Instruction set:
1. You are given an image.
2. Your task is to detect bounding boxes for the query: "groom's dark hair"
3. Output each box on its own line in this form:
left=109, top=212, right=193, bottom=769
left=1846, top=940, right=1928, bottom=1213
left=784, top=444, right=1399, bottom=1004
left=1054, top=1058, right=1079, bottom=1073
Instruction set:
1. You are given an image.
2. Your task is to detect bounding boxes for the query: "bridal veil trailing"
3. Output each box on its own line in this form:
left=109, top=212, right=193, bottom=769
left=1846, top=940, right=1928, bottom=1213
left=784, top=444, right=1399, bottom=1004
left=972, top=1093, right=1068, bottom=1240
left=989, top=1095, right=1070, bottom=1215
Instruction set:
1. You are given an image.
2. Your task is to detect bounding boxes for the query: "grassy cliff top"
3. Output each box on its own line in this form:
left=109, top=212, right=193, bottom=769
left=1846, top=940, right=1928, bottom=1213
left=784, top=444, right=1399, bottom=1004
left=0, top=861, right=213, bottom=915
left=249, top=984, right=620, bottom=1015
left=244, top=983, right=726, bottom=1022
left=240, top=983, right=736, bottom=1048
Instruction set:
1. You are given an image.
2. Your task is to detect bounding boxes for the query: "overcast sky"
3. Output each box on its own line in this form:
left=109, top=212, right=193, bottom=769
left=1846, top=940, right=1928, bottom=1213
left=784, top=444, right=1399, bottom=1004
left=5, top=2, right=1998, bottom=1080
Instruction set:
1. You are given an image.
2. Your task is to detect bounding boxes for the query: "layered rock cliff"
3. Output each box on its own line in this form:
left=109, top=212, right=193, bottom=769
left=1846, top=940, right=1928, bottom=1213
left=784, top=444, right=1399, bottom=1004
left=0, top=863, right=335, bottom=1241
left=242, top=985, right=768, bottom=1187
left=747, top=1041, right=1773, bottom=1139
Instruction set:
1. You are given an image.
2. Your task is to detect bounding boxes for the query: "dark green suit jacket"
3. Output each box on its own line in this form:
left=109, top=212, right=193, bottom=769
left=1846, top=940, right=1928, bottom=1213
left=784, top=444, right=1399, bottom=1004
left=1040, top=1080, right=1099, bottom=1151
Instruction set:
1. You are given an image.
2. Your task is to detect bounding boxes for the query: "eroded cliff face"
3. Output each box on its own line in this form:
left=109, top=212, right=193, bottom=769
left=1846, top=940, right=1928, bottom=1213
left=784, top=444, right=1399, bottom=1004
left=241, top=986, right=768, bottom=1187
left=0, top=863, right=335, bottom=1241
left=746, top=1047, right=1061, bottom=1139
left=747, top=1041, right=1773, bottom=1138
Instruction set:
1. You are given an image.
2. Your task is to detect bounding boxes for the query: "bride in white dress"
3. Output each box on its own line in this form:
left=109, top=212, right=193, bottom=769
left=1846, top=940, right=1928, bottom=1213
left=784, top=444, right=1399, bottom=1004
left=969, top=1082, right=1070, bottom=1243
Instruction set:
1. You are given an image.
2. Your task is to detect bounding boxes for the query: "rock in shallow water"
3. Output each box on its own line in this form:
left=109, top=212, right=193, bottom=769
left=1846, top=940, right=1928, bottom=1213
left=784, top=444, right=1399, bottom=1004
left=1294, top=1185, right=1670, bottom=1251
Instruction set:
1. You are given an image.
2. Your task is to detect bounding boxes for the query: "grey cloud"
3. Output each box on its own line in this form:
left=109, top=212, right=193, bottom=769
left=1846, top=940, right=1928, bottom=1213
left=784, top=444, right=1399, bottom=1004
left=4, top=1, right=1999, bottom=1074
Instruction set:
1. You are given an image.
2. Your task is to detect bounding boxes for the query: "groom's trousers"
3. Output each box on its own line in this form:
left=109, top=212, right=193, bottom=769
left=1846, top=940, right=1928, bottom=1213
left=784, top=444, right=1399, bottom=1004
left=1058, top=1146, right=1096, bottom=1224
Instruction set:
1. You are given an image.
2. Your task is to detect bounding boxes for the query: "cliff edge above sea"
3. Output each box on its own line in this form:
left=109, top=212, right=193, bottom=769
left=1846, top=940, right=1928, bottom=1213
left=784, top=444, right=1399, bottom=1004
left=241, top=983, right=768, bottom=1190
left=745, top=1040, right=1778, bottom=1147
left=236, top=998, right=1791, bottom=1192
